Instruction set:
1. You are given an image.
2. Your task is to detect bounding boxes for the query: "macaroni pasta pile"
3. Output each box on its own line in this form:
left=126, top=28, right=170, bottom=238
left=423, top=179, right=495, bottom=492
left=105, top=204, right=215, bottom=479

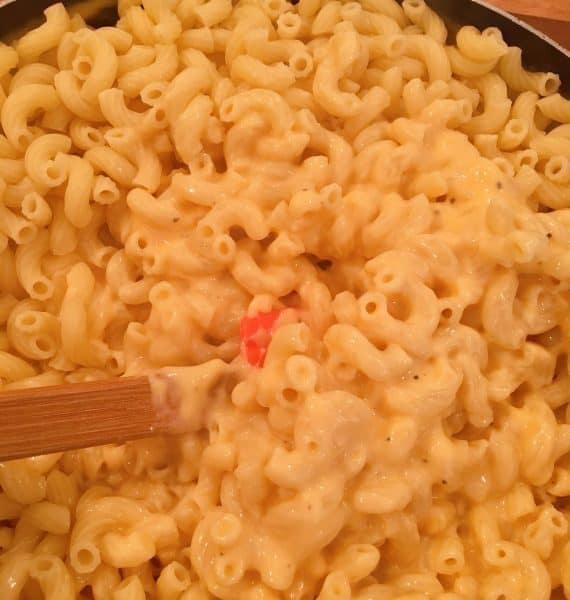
left=0, top=0, right=570, bottom=598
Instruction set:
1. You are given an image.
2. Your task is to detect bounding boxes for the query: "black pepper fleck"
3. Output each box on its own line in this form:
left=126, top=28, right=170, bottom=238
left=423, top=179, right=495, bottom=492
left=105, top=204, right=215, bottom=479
left=317, top=259, right=332, bottom=271
left=442, top=479, right=448, bottom=485
left=413, top=375, right=419, bottom=380
left=172, top=217, right=180, bottom=223
left=547, top=233, right=552, bottom=239
left=496, top=181, right=503, bottom=190
left=386, top=437, right=391, bottom=442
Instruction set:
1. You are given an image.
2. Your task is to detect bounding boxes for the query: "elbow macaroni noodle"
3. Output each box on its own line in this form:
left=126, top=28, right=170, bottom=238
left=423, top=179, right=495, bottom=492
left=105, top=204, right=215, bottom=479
left=0, top=0, right=569, bottom=598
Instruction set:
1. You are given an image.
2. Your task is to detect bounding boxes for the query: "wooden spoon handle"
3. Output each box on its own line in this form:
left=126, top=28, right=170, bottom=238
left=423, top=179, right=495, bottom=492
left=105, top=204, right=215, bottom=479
left=0, top=377, right=159, bottom=462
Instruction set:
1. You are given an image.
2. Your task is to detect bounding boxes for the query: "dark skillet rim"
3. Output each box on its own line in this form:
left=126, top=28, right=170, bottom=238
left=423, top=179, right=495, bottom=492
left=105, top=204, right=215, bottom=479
left=0, top=0, right=118, bottom=38
left=426, top=0, right=570, bottom=93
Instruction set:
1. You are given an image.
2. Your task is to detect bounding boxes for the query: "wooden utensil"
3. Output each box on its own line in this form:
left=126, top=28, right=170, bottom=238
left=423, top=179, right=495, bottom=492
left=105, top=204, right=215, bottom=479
left=0, top=377, right=173, bottom=462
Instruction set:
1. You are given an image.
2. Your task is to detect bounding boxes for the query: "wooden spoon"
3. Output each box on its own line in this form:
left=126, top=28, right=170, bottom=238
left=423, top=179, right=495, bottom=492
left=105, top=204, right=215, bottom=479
left=0, top=360, right=232, bottom=462
left=0, top=377, right=171, bottom=462
left=0, top=359, right=231, bottom=462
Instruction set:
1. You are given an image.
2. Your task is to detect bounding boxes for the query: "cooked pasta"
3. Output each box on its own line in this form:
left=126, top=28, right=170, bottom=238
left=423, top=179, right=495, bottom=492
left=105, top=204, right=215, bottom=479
left=0, top=0, right=569, bottom=599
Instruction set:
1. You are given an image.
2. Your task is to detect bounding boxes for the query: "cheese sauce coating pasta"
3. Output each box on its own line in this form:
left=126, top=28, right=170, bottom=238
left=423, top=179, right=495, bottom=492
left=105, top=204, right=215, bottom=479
left=0, top=0, right=570, bottom=598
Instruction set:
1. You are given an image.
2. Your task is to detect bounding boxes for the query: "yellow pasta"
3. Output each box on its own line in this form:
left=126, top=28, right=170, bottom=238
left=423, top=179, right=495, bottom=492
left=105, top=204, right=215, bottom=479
left=0, top=2, right=568, bottom=599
